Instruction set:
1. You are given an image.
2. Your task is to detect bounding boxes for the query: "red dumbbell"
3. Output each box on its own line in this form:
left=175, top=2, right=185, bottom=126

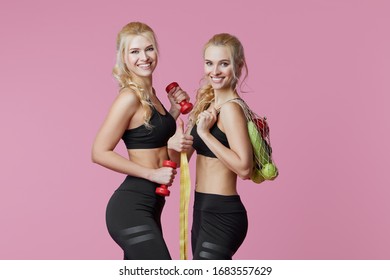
left=155, top=160, right=177, bottom=196
left=165, top=82, right=193, bottom=114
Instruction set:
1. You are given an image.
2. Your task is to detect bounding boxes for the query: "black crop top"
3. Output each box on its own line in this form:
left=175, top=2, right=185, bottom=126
left=190, top=122, right=230, bottom=158
left=122, top=105, right=176, bottom=149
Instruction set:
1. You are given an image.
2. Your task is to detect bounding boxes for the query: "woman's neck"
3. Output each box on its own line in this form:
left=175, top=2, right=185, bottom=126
left=132, top=76, right=153, bottom=96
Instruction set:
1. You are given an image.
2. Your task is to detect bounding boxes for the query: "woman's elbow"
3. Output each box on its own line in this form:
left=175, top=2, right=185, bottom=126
left=237, top=164, right=252, bottom=180
left=238, top=169, right=251, bottom=180
left=91, top=148, right=103, bottom=164
left=91, top=151, right=99, bottom=164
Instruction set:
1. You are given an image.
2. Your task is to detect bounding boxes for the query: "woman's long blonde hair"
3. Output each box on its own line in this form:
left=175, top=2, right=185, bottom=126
left=190, top=33, right=248, bottom=124
left=112, top=22, right=159, bottom=128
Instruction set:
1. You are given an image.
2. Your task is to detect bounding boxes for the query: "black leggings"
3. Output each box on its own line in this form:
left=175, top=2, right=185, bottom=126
left=191, top=192, right=248, bottom=260
left=106, top=176, right=171, bottom=260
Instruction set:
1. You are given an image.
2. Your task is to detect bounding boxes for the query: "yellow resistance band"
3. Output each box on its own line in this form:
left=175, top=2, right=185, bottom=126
left=179, top=152, right=191, bottom=260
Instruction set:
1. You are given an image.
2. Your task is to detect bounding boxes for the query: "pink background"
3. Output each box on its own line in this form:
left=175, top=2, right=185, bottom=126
left=1, top=0, right=389, bottom=260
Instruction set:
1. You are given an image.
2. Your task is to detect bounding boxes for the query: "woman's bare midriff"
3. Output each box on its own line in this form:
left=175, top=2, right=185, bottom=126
left=128, top=147, right=169, bottom=169
left=195, top=155, right=238, bottom=195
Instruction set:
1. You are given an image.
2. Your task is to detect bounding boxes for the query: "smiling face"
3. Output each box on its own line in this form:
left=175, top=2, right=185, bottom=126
left=124, top=34, right=158, bottom=79
left=204, top=45, right=235, bottom=91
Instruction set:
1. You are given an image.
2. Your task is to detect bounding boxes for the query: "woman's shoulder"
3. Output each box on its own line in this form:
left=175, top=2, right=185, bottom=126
left=106, top=88, right=142, bottom=117
left=220, top=98, right=259, bottom=127
left=219, top=98, right=246, bottom=115
left=218, top=98, right=252, bottom=127
left=115, top=88, right=141, bottom=107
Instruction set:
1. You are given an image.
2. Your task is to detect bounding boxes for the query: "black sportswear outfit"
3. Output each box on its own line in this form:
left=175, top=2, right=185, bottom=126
left=190, top=122, right=248, bottom=260
left=106, top=105, right=176, bottom=260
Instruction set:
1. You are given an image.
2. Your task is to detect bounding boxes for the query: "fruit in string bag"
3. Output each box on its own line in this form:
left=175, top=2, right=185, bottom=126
left=247, top=120, right=278, bottom=183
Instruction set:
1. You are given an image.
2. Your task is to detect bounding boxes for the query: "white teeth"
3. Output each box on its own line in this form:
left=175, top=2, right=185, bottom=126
left=211, top=77, right=223, bottom=82
left=138, top=63, right=151, bottom=69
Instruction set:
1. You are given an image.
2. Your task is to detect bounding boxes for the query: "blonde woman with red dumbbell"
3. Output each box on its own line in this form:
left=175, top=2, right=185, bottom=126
left=92, top=22, right=192, bottom=260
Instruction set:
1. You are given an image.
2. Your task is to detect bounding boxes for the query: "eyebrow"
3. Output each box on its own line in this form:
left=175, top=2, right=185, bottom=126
left=129, top=44, right=154, bottom=51
left=204, top=59, right=230, bottom=63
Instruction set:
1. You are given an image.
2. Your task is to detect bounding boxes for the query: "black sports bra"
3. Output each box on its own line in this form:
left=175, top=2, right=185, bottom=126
left=122, top=105, right=176, bottom=149
left=190, top=122, right=230, bottom=158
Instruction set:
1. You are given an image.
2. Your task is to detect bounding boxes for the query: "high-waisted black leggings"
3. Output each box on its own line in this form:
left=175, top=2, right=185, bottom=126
left=191, top=192, right=248, bottom=260
left=106, top=175, right=171, bottom=260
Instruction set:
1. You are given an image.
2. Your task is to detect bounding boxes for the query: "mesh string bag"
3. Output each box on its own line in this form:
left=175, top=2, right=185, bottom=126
left=223, top=98, right=278, bottom=184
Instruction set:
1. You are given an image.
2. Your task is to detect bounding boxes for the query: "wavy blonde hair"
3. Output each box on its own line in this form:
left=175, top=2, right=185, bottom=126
left=112, top=22, right=159, bottom=128
left=190, top=33, right=248, bottom=124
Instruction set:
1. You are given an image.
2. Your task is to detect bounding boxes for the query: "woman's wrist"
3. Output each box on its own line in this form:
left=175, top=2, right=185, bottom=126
left=167, top=138, right=174, bottom=150
left=140, top=167, right=154, bottom=181
left=169, top=107, right=180, bottom=119
left=197, top=129, right=209, bottom=139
